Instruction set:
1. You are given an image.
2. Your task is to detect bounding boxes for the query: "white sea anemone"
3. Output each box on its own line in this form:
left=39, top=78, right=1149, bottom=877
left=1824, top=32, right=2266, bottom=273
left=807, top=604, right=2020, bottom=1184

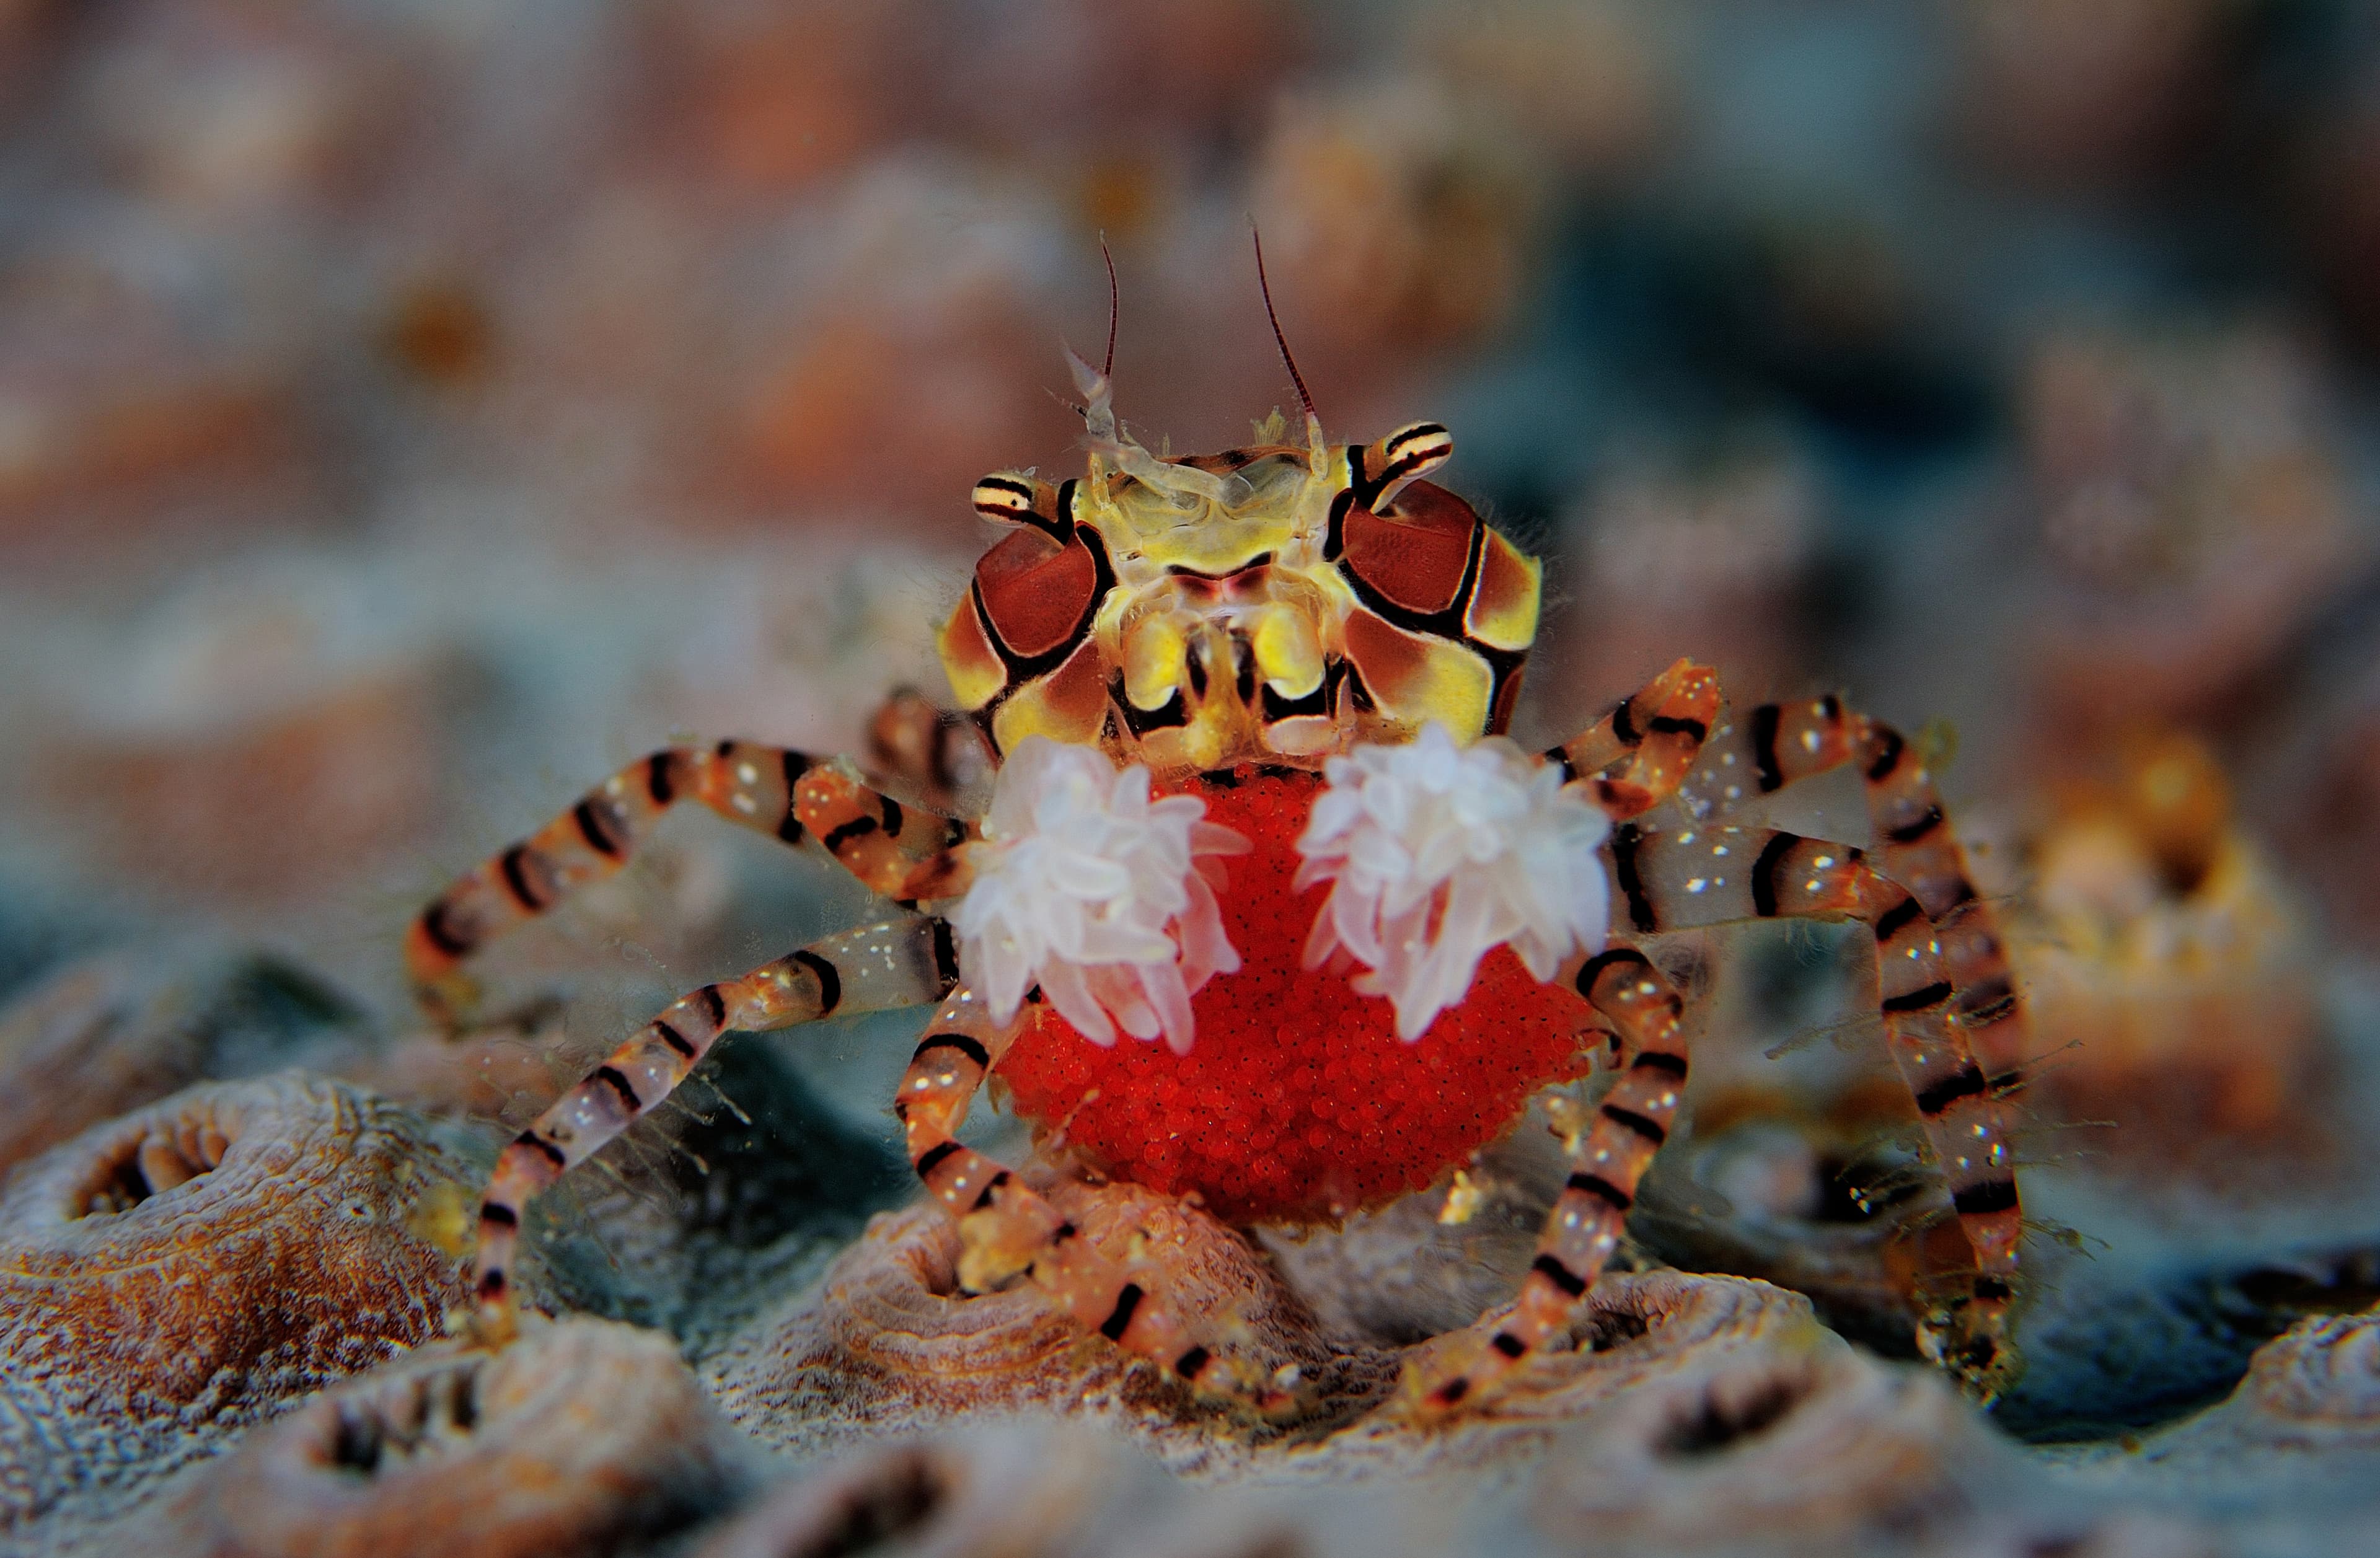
left=953, top=736, right=1248, bottom=1054
left=1295, top=723, right=1612, bottom=1041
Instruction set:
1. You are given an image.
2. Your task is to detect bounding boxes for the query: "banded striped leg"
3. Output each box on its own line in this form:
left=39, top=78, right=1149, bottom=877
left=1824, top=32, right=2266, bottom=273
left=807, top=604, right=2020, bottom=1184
left=1408, top=944, right=1695, bottom=1415
left=792, top=764, right=974, bottom=905
left=896, top=988, right=1272, bottom=1405
left=469, top=917, right=961, bottom=1344
left=1609, top=822, right=2024, bottom=1393
left=1678, top=697, right=2030, bottom=1084
left=407, top=740, right=974, bottom=1019
left=1543, top=658, right=1725, bottom=821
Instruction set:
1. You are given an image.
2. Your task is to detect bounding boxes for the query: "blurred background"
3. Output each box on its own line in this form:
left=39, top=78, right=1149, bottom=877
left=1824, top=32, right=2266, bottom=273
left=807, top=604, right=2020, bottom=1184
left=4, top=0, right=2380, bottom=1446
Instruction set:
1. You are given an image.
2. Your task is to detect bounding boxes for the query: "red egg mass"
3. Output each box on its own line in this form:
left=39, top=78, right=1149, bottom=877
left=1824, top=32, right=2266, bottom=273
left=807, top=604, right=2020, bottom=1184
left=995, top=768, right=1597, bottom=1223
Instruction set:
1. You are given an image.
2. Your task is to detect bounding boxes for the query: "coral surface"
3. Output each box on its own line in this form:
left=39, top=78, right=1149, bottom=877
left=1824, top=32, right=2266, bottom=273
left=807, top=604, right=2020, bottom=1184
left=123, top=1318, right=743, bottom=1558
left=705, top=1179, right=1399, bottom=1469
left=0, top=1074, right=472, bottom=1534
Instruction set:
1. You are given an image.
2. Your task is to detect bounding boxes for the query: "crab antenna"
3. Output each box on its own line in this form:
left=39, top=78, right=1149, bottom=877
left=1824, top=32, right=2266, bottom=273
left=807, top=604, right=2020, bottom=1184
left=1100, top=235, right=1119, bottom=381
left=1251, top=225, right=1319, bottom=429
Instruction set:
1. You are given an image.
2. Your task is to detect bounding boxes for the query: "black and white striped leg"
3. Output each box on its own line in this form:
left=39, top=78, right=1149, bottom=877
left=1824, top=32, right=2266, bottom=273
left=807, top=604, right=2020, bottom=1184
left=468, top=917, right=962, bottom=1342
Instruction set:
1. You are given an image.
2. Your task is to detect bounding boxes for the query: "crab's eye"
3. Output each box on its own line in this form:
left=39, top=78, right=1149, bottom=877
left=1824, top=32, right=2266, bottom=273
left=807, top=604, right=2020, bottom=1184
left=973, top=527, right=1101, bottom=662
left=970, top=474, right=1072, bottom=540
left=971, top=476, right=1037, bottom=522
left=1375, top=421, right=1453, bottom=489
left=1339, top=481, right=1478, bottom=618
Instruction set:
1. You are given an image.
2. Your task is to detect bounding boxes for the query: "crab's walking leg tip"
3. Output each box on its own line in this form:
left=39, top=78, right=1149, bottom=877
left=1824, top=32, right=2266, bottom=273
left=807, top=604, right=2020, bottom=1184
left=448, top=1296, right=519, bottom=1352
left=1177, top=1349, right=1301, bottom=1419
left=1396, top=1350, right=1492, bottom=1423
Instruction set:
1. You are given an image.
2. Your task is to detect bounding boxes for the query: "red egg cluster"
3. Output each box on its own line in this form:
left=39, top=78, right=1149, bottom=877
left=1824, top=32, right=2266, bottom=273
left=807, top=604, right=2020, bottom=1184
left=995, top=768, right=1596, bottom=1224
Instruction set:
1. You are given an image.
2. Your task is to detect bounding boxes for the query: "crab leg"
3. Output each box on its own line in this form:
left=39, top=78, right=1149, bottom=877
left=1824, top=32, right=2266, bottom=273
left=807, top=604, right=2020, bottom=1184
left=1543, top=656, right=1725, bottom=821
left=895, top=987, right=1267, bottom=1402
left=1414, top=822, right=2024, bottom=1414
left=1550, top=675, right=2030, bottom=1090
left=407, top=741, right=972, bottom=1019
left=1407, top=943, right=1695, bottom=1414
left=1678, top=697, right=2030, bottom=1085
left=1613, top=825, right=2019, bottom=1367
left=469, top=917, right=961, bottom=1342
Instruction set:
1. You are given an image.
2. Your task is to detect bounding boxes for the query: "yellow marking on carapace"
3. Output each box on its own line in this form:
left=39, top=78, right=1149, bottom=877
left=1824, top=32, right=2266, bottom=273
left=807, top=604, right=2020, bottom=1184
left=944, top=410, right=1538, bottom=773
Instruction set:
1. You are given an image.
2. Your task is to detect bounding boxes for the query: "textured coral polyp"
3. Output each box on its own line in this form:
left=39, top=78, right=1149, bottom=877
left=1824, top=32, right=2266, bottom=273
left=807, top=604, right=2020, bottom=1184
left=996, top=769, right=1595, bottom=1223
left=0, top=1073, right=474, bottom=1531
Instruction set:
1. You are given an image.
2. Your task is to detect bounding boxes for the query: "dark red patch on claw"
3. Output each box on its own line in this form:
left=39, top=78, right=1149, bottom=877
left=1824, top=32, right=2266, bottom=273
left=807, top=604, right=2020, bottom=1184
left=996, top=769, right=1596, bottom=1223
left=974, top=527, right=1099, bottom=661
left=1338, top=482, right=1476, bottom=617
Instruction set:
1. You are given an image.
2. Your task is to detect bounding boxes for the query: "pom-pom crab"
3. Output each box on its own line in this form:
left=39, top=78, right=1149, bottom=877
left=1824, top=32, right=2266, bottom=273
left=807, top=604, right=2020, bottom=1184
left=413, top=253, right=2029, bottom=1413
